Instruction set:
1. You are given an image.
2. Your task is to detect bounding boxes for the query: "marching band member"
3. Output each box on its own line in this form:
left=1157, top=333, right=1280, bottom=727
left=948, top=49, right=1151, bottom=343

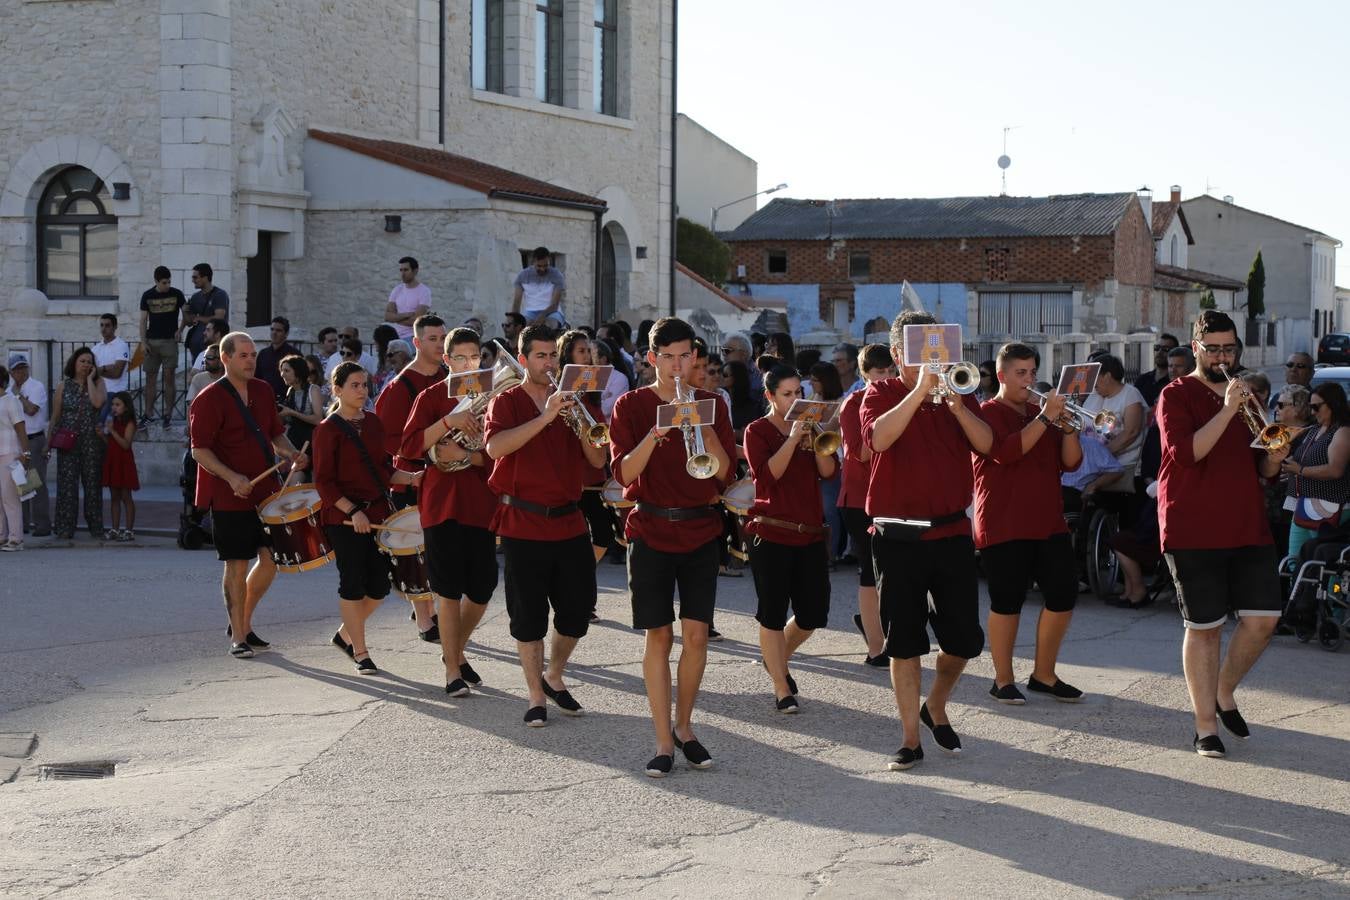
left=402, top=327, right=497, bottom=696
left=974, top=343, right=1084, bottom=706
left=374, top=314, right=447, bottom=640
left=1158, top=310, right=1287, bottom=758
left=860, top=312, right=992, bottom=771
left=189, top=332, right=308, bottom=659
left=314, top=362, right=419, bottom=674
left=838, top=343, right=895, bottom=667
left=484, top=324, right=608, bottom=726
left=609, top=317, right=735, bottom=777
left=688, top=336, right=726, bottom=638
left=744, top=364, right=836, bottom=713
left=560, top=329, right=618, bottom=570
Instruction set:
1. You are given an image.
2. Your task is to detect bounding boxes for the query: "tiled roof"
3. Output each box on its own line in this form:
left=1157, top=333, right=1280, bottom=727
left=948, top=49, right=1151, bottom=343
left=308, top=129, right=606, bottom=209
left=1153, top=263, right=1246, bottom=292
left=723, top=193, right=1137, bottom=242
left=1151, top=200, right=1194, bottom=244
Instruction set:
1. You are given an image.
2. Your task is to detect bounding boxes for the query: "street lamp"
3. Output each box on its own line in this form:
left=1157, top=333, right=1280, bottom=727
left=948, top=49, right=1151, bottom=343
left=711, top=182, right=788, bottom=233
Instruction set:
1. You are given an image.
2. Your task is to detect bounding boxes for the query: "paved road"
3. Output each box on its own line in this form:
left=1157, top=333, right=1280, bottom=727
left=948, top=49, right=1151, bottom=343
left=1, top=538, right=1347, bottom=898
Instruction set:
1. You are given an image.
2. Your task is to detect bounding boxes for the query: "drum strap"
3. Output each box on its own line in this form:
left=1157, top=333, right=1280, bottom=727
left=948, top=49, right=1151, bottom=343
left=219, top=377, right=278, bottom=479
left=327, top=414, right=392, bottom=504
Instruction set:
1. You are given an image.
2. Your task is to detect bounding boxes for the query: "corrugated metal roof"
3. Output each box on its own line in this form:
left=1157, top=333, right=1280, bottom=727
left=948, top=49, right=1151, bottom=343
left=723, top=193, right=1137, bottom=242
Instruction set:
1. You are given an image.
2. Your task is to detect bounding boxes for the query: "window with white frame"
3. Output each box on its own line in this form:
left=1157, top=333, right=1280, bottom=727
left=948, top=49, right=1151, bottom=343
left=536, top=0, right=564, bottom=105
left=593, top=0, right=618, bottom=115
left=37, top=167, right=117, bottom=299
left=471, top=0, right=505, bottom=93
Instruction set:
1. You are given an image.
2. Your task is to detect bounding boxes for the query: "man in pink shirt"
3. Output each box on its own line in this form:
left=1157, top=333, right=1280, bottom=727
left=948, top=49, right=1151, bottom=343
left=385, top=256, right=432, bottom=341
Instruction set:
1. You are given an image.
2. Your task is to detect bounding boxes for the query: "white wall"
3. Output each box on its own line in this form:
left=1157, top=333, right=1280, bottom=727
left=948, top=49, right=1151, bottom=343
left=675, top=113, right=758, bottom=231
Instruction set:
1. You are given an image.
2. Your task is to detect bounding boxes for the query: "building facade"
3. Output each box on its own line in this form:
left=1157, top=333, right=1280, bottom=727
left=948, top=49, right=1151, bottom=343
left=674, top=114, right=757, bottom=232
left=1, top=0, right=674, bottom=364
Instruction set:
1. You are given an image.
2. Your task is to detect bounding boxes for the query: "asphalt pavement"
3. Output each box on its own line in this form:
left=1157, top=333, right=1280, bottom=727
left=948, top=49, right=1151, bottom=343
left=0, top=536, right=1347, bottom=898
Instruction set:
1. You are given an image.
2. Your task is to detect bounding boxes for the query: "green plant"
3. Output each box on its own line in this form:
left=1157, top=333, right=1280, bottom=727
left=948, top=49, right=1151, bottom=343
left=676, top=217, right=732, bottom=287
left=1246, top=250, right=1265, bottom=319
left=1199, top=289, right=1216, bottom=310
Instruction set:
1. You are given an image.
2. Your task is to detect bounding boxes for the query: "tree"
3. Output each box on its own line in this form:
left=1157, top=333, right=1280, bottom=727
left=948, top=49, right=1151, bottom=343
left=676, top=217, right=732, bottom=287
left=1246, top=249, right=1265, bottom=320
left=1199, top=288, right=1216, bottom=310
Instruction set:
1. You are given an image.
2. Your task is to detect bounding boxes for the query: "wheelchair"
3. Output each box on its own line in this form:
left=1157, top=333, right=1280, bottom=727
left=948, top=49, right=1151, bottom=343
left=1064, top=488, right=1137, bottom=603
left=177, top=450, right=214, bottom=550
left=1282, top=540, right=1350, bottom=652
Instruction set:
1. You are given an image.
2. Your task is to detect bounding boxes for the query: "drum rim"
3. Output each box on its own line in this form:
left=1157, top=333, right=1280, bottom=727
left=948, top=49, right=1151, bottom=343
left=275, top=551, right=335, bottom=573
left=259, top=484, right=323, bottom=524
left=378, top=506, right=425, bottom=555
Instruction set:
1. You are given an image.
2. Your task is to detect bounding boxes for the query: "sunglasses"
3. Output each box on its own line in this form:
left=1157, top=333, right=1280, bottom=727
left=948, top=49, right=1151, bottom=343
left=1286, top=362, right=1310, bottom=369
left=385, top=352, right=400, bottom=358
left=341, top=351, right=357, bottom=358
left=1311, top=402, right=1325, bottom=412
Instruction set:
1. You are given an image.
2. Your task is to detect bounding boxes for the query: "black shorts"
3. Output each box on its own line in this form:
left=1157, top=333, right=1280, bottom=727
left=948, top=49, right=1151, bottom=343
left=213, top=509, right=271, bottom=561
left=579, top=487, right=618, bottom=550
left=981, top=533, right=1078, bottom=616
left=748, top=537, right=831, bottom=630
left=425, top=519, right=499, bottom=605
left=628, top=538, right=720, bottom=630
left=323, top=525, right=392, bottom=601
left=501, top=533, right=595, bottom=642
left=873, top=534, right=984, bottom=660
left=839, top=506, right=876, bottom=588
left=1164, top=545, right=1282, bottom=629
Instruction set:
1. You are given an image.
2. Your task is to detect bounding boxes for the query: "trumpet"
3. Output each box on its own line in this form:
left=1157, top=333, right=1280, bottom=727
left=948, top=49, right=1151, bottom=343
left=1218, top=365, right=1296, bottom=451
left=548, top=371, right=610, bottom=448
left=674, top=376, right=719, bottom=480
left=1027, top=388, right=1119, bottom=437
left=799, top=421, right=842, bottom=455
left=431, top=353, right=526, bottom=473
left=926, top=360, right=981, bottom=404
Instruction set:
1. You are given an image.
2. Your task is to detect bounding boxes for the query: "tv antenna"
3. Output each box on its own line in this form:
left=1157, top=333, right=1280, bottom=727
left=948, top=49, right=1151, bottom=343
left=997, top=126, right=1017, bottom=196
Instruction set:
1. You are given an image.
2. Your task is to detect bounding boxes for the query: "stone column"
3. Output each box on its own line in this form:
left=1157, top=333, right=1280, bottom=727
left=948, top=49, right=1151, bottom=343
left=159, top=0, right=235, bottom=294
left=562, top=0, right=591, bottom=111
left=503, top=1, right=532, bottom=99
left=417, top=0, right=441, bottom=143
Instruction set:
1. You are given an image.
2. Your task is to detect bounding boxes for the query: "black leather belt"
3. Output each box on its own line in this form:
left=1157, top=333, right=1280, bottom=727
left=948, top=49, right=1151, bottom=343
left=500, top=494, right=578, bottom=518
left=635, top=502, right=719, bottom=522
left=28, top=433, right=43, bottom=440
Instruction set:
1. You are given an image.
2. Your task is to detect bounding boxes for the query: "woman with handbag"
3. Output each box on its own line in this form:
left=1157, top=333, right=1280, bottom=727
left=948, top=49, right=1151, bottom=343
left=1280, top=382, right=1350, bottom=558
left=0, top=365, right=33, bottom=550
left=49, top=347, right=107, bottom=539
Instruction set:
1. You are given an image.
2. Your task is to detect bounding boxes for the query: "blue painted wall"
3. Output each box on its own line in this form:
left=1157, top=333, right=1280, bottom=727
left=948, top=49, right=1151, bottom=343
left=747, top=282, right=967, bottom=340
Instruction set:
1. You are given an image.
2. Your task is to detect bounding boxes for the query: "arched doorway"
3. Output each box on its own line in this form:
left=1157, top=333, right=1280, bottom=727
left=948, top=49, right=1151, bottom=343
left=599, top=225, right=617, bottom=323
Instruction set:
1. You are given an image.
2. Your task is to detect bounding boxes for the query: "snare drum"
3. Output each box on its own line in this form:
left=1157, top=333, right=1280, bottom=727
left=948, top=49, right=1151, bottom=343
left=720, top=476, right=755, bottom=517
left=376, top=506, right=432, bottom=602
left=258, top=484, right=333, bottom=573
left=601, top=477, right=633, bottom=510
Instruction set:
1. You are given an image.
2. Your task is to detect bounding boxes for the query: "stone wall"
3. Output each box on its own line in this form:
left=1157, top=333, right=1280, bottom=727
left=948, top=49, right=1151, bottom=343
left=281, top=203, right=595, bottom=341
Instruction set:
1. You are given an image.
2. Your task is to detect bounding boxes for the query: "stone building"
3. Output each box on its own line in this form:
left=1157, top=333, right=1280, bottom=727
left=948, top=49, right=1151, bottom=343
left=1, top=0, right=674, bottom=373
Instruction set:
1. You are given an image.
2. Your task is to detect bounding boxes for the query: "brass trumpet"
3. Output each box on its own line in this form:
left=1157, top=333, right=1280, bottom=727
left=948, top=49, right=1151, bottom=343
left=926, top=360, right=982, bottom=404
left=431, top=353, right=526, bottom=473
left=548, top=371, right=610, bottom=448
left=1027, top=388, right=1119, bottom=437
left=799, top=421, right=842, bottom=455
left=674, top=376, right=719, bottom=479
left=1219, top=365, right=1295, bottom=451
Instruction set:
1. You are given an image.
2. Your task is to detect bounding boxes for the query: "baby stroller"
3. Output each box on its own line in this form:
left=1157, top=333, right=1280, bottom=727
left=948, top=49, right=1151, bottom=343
left=177, top=449, right=213, bottom=550
left=1282, top=535, right=1350, bottom=651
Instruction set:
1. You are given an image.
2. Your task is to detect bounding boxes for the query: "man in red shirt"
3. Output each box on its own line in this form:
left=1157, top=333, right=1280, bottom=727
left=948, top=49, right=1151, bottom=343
left=484, top=325, right=608, bottom=726
left=610, top=317, right=735, bottom=777
left=860, top=311, right=992, bottom=771
left=403, top=327, right=496, bottom=696
left=1157, top=310, right=1287, bottom=758
left=376, top=314, right=448, bottom=640
left=973, top=343, right=1083, bottom=706
left=190, top=332, right=308, bottom=659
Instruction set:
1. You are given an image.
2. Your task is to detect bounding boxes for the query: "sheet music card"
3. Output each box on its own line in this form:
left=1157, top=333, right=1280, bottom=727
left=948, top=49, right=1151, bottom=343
left=785, top=399, right=842, bottom=425
left=657, top=397, right=717, bottom=429
left=1055, top=362, right=1101, bottom=399
left=558, top=364, right=613, bottom=393
left=901, top=323, right=964, bottom=368
left=445, top=367, right=492, bottom=398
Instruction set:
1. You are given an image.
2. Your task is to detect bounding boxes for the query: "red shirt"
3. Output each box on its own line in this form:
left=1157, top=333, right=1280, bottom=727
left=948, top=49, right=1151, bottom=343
left=402, top=383, right=497, bottom=529
left=189, top=377, right=285, bottom=511
left=1157, top=376, right=1272, bottom=550
left=609, top=385, right=736, bottom=554
left=837, top=389, right=870, bottom=509
left=973, top=399, right=1080, bottom=548
left=483, top=385, right=589, bottom=541
left=744, top=416, right=825, bottom=546
left=860, top=377, right=979, bottom=541
left=374, top=365, right=446, bottom=468
left=312, top=414, right=391, bottom=526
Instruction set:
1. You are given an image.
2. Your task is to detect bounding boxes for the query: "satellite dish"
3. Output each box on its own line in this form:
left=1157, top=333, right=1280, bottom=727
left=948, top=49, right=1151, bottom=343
left=997, top=155, right=1012, bottom=170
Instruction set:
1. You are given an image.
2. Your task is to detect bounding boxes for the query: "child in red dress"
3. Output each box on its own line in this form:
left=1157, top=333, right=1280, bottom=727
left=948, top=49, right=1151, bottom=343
left=101, top=391, right=140, bottom=541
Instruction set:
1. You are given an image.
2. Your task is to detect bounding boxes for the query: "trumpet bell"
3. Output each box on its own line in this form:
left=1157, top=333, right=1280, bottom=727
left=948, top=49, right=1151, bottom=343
left=586, top=423, right=610, bottom=448
left=686, top=452, right=720, bottom=480
left=947, top=361, right=982, bottom=395
left=812, top=428, right=842, bottom=455
left=1258, top=423, right=1294, bottom=451
left=1092, top=410, right=1120, bottom=437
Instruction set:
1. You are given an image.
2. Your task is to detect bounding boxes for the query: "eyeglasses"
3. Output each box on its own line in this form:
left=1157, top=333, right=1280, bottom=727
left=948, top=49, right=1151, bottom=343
left=501, top=322, right=515, bottom=329
left=720, top=346, right=743, bottom=355
left=656, top=352, right=695, bottom=363
left=385, top=352, right=399, bottom=358
left=204, top=357, right=219, bottom=364
left=448, top=354, right=475, bottom=364
left=1198, top=344, right=1239, bottom=356
left=341, top=351, right=356, bottom=358
left=1286, top=362, right=1310, bottom=369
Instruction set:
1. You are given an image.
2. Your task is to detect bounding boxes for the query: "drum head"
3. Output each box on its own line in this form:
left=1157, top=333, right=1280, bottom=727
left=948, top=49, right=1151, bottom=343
left=260, top=486, right=322, bottom=521
left=601, top=477, right=633, bottom=509
left=721, top=477, right=755, bottom=514
left=378, top=506, right=425, bottom=553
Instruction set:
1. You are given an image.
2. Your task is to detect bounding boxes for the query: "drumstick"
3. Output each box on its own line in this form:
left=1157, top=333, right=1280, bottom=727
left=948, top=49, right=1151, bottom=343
left=342, top=520, right=422, bottom=535
left=248, top=441, right=309, bottom=487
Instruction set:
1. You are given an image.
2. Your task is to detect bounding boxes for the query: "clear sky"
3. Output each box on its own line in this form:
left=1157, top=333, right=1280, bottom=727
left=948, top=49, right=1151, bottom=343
left=677, top=0, right=1349, bottom=285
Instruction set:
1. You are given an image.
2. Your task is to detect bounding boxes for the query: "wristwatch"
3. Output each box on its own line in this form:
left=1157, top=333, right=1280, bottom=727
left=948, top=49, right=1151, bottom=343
left=1036, top=413, right=1054, bottom=428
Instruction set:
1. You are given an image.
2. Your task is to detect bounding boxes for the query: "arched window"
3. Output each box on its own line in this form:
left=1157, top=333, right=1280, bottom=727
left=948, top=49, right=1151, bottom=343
left=37, top=167, right=117, bottom=299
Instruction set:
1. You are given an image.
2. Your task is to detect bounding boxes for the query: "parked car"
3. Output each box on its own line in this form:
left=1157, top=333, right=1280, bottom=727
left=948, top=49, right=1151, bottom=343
left=1317, top=333, right=1350, bottom=365
left=1310, top=366, right=1350, bottom=395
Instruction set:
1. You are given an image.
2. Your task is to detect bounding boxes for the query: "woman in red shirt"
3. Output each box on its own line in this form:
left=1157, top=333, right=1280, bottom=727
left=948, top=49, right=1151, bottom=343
left=314, top=362, right=419, bottom=674
left=744, top=365, right=837, bottom=713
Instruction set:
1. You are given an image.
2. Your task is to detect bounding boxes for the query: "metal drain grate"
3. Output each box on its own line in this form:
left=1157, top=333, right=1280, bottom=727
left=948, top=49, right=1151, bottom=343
left=38, top=762, right=117, bottom=780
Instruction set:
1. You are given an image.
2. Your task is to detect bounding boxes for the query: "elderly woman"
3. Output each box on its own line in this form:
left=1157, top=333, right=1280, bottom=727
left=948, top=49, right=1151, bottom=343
left=1281, top=382, right=1350, bottom=559
left=1262, top=384, right=1314, bottom=560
